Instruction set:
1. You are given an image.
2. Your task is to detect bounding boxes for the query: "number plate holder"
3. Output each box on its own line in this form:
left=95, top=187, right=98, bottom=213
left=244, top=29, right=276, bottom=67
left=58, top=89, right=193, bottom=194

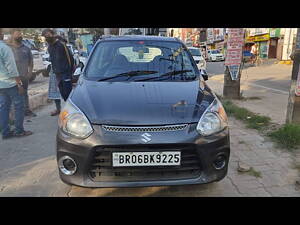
left=112, top=151, right=181, bottom=167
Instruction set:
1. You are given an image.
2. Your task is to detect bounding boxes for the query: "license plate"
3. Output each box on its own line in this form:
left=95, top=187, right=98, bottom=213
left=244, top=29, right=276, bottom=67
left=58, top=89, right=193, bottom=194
left=112, top=151, right=181, bottom=167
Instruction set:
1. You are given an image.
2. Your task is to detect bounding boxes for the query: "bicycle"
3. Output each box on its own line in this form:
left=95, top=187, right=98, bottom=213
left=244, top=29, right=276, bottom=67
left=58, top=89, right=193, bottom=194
left=254, top=54, right=262, bottom=66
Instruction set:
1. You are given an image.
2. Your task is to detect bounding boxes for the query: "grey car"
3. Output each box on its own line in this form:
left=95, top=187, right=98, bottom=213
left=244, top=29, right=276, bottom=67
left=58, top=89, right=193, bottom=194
left=56, top=35, right=230, bottom=188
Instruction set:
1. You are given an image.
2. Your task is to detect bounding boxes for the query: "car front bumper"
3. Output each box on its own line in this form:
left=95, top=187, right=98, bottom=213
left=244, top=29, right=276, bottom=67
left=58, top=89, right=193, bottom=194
left=56, top=124, right=230, bottom=188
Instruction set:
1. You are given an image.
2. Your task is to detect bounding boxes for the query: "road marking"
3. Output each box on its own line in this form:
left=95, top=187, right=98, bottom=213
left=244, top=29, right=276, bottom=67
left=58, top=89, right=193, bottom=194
left=244, top=83, right=289, bottom=95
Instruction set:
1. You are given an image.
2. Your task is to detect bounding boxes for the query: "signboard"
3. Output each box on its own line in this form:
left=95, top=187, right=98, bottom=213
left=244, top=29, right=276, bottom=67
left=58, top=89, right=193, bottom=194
left=207, top=28, right=214, bottom=44
left=225, top=28, right=244, bottom=80
left=228, top=65, right=241, bottom=80
left=245, top=36, right=255, bottom=43
left=245, top=34, right=270, bottom=42
left=225, top=28, right=244, bottom=66
left=249, top=28, right=269, bottom=36
left=213, top=28, right=224, bottom=41
left=269, top=28, right=280, bottom=38
left=255, top=34, right=270, bottom=42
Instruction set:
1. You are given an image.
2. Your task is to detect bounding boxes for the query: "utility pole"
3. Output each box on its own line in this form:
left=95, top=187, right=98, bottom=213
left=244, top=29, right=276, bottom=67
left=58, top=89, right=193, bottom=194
left=223, top=28, right=245, bottom=99
left=286, top=28, right=300, bottom=124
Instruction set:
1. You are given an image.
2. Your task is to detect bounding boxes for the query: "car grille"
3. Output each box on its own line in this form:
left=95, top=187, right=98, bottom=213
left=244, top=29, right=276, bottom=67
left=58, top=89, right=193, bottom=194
left=102, top=124, right=188, bottom=132
left=89, top=145, right=202, bottom=182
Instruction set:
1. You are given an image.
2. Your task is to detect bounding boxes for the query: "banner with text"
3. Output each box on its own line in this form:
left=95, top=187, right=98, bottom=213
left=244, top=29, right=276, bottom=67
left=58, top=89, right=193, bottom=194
left=225, top=28, right=244, bottom=80
left=228, top=65, right=241, bottom=81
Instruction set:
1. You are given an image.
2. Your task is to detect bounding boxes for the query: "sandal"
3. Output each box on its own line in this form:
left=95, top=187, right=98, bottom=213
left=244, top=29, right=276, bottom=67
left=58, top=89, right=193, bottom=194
left=51, top=110, right=60, bottom=116
left=14, top=130, right=33, bottom=137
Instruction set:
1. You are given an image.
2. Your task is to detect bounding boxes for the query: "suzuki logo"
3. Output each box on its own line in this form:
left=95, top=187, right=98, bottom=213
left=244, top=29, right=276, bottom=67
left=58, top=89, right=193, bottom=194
left=141, top=133, right=151, bottom=143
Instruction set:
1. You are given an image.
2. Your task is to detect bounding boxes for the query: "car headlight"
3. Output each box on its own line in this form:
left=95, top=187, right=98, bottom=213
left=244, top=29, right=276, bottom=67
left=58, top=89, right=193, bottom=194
left=196, top=98, right=228, bottom=136
left=58, top=99, right=93, bottom=139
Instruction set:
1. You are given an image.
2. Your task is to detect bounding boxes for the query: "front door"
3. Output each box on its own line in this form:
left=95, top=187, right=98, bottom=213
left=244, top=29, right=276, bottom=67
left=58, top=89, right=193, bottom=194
left=268, top=38, right=278, bottom=58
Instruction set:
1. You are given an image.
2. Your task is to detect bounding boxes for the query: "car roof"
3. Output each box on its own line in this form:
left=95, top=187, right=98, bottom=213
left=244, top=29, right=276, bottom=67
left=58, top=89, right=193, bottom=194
left=188, top=47, right=200, bottom=49
left=99, top=35, right=180, bottom=42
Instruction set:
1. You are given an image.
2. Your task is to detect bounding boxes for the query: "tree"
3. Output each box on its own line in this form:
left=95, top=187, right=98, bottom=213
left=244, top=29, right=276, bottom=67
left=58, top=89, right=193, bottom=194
left=223, top=28, right=245, bottom=99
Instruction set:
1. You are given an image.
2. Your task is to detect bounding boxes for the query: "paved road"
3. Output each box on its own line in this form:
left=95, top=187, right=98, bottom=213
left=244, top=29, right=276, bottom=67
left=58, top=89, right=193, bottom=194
left=206, top=61, right=291, bottom=93
left=0, top=103, right=298, bottom=197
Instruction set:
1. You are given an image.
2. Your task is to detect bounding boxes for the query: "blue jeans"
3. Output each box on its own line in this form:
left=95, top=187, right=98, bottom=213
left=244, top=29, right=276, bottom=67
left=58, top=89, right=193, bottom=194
left=0, top=86, right=25, bottom=137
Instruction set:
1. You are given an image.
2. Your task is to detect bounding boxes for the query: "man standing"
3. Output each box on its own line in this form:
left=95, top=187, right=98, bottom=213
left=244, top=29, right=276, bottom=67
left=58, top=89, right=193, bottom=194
left=250, top=43, right=258, bottom=65
left=0, top=28, right=33, bottom=139
left=42, top=29, right=74, bottom=107
left=8, top=28, right=37, bottom=117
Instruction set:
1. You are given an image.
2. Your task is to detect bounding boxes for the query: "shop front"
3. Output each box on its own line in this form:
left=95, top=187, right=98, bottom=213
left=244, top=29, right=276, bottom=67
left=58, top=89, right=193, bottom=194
left=259, top=41, right=269, bottom=59
left=245, top=33, right=270, bottom=59
left=268, top=28, right=281, bottom=58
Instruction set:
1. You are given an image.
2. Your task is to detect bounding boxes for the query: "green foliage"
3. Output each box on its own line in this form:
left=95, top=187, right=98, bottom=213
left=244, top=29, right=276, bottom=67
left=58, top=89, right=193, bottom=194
left=269, top=124, right=300, bottom=150
left=222, top=100, right=271, bottom=130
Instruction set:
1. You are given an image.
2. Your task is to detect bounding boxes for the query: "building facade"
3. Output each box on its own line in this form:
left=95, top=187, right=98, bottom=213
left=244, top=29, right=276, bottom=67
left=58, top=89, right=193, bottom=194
left=245, top=28, right=297, bottom=61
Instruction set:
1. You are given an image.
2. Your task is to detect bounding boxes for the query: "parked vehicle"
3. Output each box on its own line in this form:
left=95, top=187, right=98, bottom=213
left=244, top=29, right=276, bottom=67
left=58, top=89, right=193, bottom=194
left=207, top=49, right=224, bottom=61
left=185, top=40, right=193, bottom=47
left=243, top=50, right=252, bottom=63
left=56, top=35, right=230, bottom=188
left=188, top=47, right=207, bottom=70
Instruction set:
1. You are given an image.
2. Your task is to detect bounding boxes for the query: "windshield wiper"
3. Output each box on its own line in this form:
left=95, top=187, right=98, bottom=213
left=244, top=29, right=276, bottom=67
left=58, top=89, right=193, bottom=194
left=134, top=70, right=194, bottom=82
left=97, top=70, right=158, bottom=81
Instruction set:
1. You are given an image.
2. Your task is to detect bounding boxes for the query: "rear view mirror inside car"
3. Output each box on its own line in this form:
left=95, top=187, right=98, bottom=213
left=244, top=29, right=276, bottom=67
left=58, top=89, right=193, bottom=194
left=133, top=46, right=149, bottom=53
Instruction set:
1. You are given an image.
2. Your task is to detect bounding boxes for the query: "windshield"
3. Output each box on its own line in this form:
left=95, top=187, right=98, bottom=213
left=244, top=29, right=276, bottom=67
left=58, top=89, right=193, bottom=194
left=84, top=40, right=199, bottom=82
left=211, top=50, right=221, bottom=54
left=188, top=48, right=201, bottom=56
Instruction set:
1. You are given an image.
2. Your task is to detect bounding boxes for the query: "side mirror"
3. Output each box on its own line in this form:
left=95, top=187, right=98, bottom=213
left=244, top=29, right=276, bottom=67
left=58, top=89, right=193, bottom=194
left=202, top=74, right=208, bottom=81
left=73, top=67, right=82, bottom=76
left=199, top=69, right=208, bottom=81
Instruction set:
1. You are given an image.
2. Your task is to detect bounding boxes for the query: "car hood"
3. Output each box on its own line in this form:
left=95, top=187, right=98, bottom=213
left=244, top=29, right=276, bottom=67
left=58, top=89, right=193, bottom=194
left=70, top=79, right=215, bottom=126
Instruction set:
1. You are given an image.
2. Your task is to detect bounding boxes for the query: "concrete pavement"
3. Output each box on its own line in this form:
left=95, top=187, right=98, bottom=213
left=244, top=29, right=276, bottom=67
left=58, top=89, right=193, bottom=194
left=0, top=103, right=299, bottom=197
left=206, top=61, right=292, bottom=92
left=206, top=62, right=292, bottom=125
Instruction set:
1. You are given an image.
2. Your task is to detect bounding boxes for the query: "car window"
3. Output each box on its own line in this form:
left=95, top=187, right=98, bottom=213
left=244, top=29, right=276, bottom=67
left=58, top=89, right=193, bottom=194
left=85, top=40, right=199, bottom=81
left=188, top=48, right=201, bottom=56
left=118, top=47, right=162, bottom=62
left=212, top=50, right=220, bottom=54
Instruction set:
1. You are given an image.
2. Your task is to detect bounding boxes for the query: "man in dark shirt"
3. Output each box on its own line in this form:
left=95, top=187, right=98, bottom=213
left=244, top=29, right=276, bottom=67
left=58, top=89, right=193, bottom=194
left=42, top=29, right=74, bottom=103
left=8, top=28, right=36, bottom=117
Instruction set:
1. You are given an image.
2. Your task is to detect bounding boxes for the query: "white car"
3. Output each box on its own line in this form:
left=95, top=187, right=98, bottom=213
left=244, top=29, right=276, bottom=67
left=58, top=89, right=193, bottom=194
left=207, top=49, right=224, bottom=61
left=188, top=47, right=207, bottom=70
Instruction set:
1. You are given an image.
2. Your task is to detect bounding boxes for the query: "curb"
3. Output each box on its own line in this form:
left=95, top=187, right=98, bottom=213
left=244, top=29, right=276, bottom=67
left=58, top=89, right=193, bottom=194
left=9, top=89, right=49, bottom=120
left=29, top=90, right=49, bottom=111
left=278, top=60, right=293, bottom=65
